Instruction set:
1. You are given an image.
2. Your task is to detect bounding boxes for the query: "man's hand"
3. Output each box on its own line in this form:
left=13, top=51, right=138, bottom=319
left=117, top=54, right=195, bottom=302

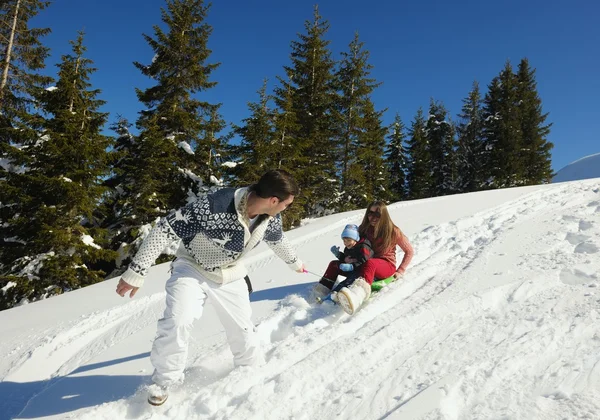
left=394, top=268, right=406, bottom=279
left=296, top=263, right=306, bottom=274
left=116, top=278, right=139, bottom=298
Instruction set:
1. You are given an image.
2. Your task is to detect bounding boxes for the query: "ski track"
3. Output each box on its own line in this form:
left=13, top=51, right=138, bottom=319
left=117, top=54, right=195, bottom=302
left=15, top=181, right=600, bottom=420
left=1, top=294, right=165, bottom=419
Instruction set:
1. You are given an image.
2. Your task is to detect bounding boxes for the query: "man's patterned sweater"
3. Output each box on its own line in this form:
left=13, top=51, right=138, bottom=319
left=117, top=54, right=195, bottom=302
left=121, top=187, right=303, bottom=287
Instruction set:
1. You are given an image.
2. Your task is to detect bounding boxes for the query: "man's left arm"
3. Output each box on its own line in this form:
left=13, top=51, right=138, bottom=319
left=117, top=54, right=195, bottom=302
left=263, top=215, right=304, bottom=272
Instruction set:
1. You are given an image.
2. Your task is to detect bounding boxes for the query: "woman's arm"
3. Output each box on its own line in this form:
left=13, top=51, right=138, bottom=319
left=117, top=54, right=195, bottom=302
left=395, top=233, right=414, bottom=276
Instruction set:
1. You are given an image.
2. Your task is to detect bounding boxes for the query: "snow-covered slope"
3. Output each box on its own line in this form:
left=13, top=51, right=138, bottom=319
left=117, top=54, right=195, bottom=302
left=1, top=180, right=600, bottom=420
left=553, top=153, right=600, bottom=183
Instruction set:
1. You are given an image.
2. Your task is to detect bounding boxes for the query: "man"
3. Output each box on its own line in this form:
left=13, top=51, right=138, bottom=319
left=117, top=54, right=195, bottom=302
left=115, top=169, right=305, bottom=406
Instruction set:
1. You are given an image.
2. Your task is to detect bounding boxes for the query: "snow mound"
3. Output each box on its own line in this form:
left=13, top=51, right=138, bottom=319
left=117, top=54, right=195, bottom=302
left=553, top=153, right=600, bottom=183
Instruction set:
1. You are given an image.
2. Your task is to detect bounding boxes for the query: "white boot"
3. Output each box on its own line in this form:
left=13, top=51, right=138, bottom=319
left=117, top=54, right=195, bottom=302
left=336, top=277, right=371, bottom=315
left=310, top=283, right=331, bottom=302
left=147, top=383, right=169, bottom=406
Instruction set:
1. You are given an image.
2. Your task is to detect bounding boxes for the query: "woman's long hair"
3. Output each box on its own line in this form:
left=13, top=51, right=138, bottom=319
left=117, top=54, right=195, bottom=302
left=358, top=201, right=403, bottom=254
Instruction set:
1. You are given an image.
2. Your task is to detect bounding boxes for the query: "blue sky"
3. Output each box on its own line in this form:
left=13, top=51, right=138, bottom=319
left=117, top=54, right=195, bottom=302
left=31, top=0, right=599, bottom=172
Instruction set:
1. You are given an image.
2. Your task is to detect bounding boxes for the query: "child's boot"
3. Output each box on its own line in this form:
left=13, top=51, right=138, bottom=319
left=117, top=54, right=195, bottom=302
left=310, top=282, right=331, bottom=302
left=336, top=277, right=371, bottom=315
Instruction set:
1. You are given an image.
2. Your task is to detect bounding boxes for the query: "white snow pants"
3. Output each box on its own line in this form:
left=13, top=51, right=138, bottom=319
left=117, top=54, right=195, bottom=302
left=150, top=259, right=263, bottom=387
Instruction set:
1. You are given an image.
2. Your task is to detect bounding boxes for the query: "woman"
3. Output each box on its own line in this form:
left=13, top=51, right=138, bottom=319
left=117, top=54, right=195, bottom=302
left=336, top=201, right=414, bottom=315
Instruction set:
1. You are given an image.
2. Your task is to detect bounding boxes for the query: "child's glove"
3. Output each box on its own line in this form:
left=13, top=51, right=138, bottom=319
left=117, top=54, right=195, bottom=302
left=330, top=245, right=341, bottom=258
left=339, top=263, right=354, bottom=272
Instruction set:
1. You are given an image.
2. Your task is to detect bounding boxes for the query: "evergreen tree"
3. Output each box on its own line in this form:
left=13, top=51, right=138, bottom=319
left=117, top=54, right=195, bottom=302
left=134, top=0, right=222, bottom=203
left=271, top=80, right=302, bottom=173
left=271, top=79, right=304, bottom=229
left=0, top=0, right=51, bottom=113
left=352, top=99, right=389, bottom=206
left=456, top=81, right=485, bottom=192
left=110, top=0, right=223, bottom=266
left=200, top=105, right=230, bottom=187
left=483, top=61, right=523, bottom=188
left=273, top=5, right=338, bottom=219
left=333, top=32, right=380, bottom=198
left=97, top=117, right=139, bottom=274
left=0, top=0, right=53, bottom=309
left=0, top=0, right=52, bottom=239
left=426, top=99, right=456, bottom=196
left=516, top=58, right=553, bottom=184
left=384, top=113, right=408, bottom=201
left=230, top=80, right=275, bottom=185
left=406, top=108, right=431, bottom=199
left=481, top=77, right=500, bottom=187
left=0, top=32, right=115, bottom=309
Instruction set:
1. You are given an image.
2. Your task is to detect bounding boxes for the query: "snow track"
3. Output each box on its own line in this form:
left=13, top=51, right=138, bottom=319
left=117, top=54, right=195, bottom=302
left=3, top=180, right=600, bottom=420
left=1, top=294, right=165, bottom=419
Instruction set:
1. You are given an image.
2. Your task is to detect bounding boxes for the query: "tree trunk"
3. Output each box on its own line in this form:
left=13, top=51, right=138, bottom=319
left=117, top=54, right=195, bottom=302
left=0, top=0, right=21, bottom=107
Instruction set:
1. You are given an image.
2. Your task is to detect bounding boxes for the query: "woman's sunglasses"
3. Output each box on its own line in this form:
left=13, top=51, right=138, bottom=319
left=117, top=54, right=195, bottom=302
left=367, top=210, right=381, bottom=218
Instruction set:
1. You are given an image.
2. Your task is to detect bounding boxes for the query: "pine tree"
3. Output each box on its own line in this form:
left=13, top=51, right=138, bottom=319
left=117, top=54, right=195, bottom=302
left=353, top=99, right=389, bottom=206
left=455, top=81, right=485, bottom=192
left=109, top=0, right=223, bottom=266
left=406, top=108, right=431, bottom=199
left=0, top=32, right=115, bottom=309
left=426, top=99, right=456, bottom=196
left=135, top=0, right=222, bottom=201
left=271, top=79, right=304, bottom=229
left=273, top=5, right=338, bottom=219
left=200, top=105, right=230, bottom=187
left=516, top=58, right=553, bottom=184
left=0, top=0, right=51, bottom=113
left=0, top=0, right=52, bottom=242
left=333, top=32, right=381, bottom=199
left=481, top=77, right=500, bottom=187
left=96, top=117, right=139, bottom=274
left=230, top=80, right=275, bottom=185
left=0, top=0, right=53, bottom=309
left=384, top=113, right=408, bottom=201
left=483, top=61, right=523, bottom=188
left=271, top=80, right=302, bottom=173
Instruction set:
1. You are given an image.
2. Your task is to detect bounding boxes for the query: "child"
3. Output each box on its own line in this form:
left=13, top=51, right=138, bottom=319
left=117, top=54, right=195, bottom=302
left=311, top=224, right=374, bottom=301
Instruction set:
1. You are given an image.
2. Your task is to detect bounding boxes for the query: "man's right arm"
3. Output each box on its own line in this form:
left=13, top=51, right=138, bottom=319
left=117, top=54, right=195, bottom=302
left=120, top=218, right=180, bottom=288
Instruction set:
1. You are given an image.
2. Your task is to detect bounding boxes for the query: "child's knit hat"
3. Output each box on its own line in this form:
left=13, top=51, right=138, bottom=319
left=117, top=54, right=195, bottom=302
left=341, top=224, right=360, bottom=241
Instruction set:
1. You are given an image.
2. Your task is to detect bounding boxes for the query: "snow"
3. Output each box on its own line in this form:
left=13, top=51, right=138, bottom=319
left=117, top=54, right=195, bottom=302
left=1, top=281, right=16, bottom=294
left=17, top=251, right=55, bottom=279
left=1, top=180, right=600, bottom=419
left=553, top=152, right=600, bottom=183
left=177, top=168, right=203, bottom=200
left=3, top=237, right=26, bottom=245
left=0, top=157, right=26, bottom=174
left=209, top=175, right=223, bottom=185
left=35, top=134, right=51, bottom=148
left=177, top=141, right=194, bottom=155
left=81, top=234, right=101, bottom=250
left=0, top=158, right=11, bottom=171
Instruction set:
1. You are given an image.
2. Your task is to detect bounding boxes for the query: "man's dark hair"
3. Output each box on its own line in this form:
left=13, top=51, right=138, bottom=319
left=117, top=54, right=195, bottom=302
left=250, top=169, right=299, bottom=200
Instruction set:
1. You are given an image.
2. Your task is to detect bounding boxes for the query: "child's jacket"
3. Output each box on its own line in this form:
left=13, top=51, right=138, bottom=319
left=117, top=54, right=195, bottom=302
left=333, top=238, right=374, bottom=270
